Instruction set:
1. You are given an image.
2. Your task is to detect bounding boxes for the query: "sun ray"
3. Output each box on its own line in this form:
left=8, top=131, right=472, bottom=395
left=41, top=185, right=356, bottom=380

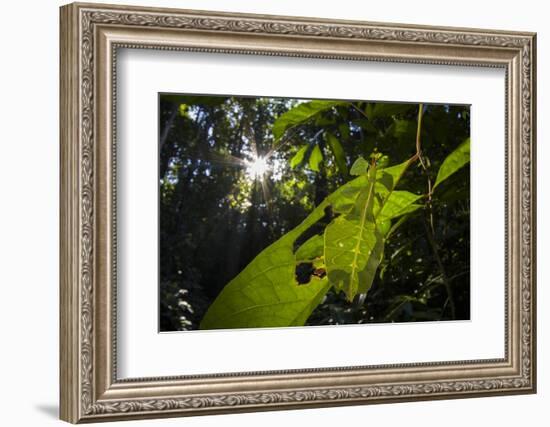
left=206, top=152, right=248, bottom=167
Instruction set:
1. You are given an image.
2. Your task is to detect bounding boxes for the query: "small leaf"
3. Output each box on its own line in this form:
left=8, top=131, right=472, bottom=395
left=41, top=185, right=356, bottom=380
left=338, top=123, right=350, bottom=140
left=375, top=159, right=411, bottom=193
left=376, top=155, right=390, bottom=169
left=290, top=145, right=308, bottom=169
left=325, top=133, right=348, bottom=176
left=308, top=145, right=323, bottom=172
left=350, top=156, right=369, bottom=176
left=434, top=138, right=470, bottom=189
left=178, top=103, right=189, bottom=117
left=379, top=220, right=392, bottom=236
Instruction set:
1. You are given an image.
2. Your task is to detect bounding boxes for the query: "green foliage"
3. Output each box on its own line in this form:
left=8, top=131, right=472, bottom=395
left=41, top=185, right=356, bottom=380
left=201, top=156, right=429, bottom=327
left=159, top=95, right=471, bottom=331
left=368, top=103, right=414, bottom=119
left=178, top=103, right=189, bottom=118
left=272, top=100, right=344, bottom=141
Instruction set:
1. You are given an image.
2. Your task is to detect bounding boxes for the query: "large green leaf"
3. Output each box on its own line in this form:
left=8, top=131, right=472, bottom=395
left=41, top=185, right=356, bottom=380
left=272, top=101, right=344, bottom=141
left=200, top=157, right=415, bottom=328
left=199, top=171, right=369, bottom=330
left=434, top=138, right=470, bottom=189
left=325, top=133, right=348, bottom=176
left=200, top=201, right=332, bottom=330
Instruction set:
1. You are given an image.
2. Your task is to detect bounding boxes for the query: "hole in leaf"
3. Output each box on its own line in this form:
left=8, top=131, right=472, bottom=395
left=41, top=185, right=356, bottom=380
left=296, top=262, right=315, bottom=285
left=295, top=263, right=327, bottom=285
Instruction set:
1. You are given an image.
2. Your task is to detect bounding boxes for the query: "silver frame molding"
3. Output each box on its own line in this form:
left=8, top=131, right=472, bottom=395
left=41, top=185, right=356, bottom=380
left=60, top=2, right=537, bottom=423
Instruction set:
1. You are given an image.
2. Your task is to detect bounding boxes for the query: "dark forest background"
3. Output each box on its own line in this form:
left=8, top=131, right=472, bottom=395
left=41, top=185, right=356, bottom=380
left=159, top=95, right=470, bottom=331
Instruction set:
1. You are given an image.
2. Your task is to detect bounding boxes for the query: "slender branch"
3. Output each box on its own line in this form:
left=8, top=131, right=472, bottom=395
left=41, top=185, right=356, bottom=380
left=373, top=103, right=423, bottom=222
left=350, top=102, right=369, bottom=120
left=384, top=297, right=412, bottom=322
left=416, top=105, right=435, bottom=232
left=415, top=103, right=424, bottom=159
left=413, top=105, right=456, bottom=319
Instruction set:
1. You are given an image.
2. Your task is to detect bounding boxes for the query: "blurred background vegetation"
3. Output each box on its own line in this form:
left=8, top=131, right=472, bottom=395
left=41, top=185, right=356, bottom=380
left=159, top=94, right=470, bottom=331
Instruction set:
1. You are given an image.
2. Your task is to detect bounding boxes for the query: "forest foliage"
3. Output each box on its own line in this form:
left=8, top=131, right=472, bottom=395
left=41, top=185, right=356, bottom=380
left=159, top=95, right=471, bottom=331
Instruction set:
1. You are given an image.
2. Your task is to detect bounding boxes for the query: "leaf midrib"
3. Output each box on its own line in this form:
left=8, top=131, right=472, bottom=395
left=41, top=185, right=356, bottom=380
left=349, top=169, right=377, bottom=290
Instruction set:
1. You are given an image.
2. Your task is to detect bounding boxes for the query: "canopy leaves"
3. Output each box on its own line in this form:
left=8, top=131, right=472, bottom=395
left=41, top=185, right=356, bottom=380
left=159, top=95, right=471, bottom=331
left=272, top=100, right=345, bottom=141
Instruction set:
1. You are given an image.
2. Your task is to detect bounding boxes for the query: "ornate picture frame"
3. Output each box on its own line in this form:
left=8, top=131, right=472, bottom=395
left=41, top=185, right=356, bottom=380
left=60, top=2, right=536, bottom=423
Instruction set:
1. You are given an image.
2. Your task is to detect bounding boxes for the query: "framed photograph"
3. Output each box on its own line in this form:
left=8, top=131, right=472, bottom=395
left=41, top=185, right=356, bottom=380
left=60, top=2, right=536, bottom=423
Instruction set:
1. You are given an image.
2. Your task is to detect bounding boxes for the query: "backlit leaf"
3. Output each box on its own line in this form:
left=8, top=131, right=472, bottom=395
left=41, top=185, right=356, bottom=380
left=290, top=145, right=308, bottom=169
left=308, top=145, right=323, bottom=172
left=350, top=156, right=369, bottom=176
left=325, top=166, right=384, bottom=300
left=325, top=132, right=348, bottom=176
left=434, top=138, right=470, bottom=189
left=200, top=201, right=332, bottom=330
